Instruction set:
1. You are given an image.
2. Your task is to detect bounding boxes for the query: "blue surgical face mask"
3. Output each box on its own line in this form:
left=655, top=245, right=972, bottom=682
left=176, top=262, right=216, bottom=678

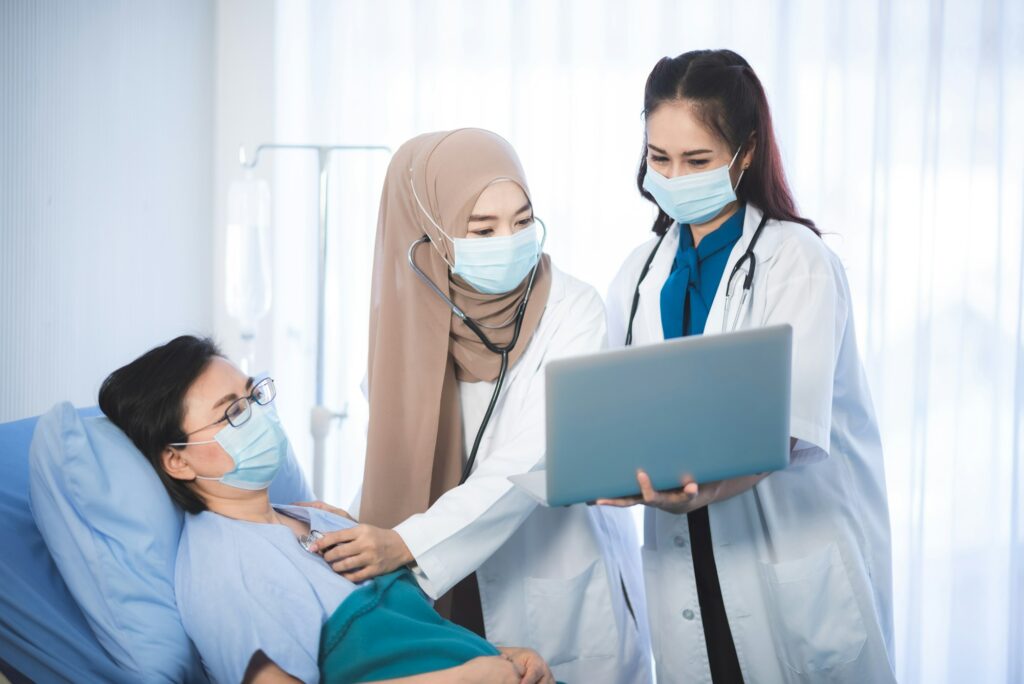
left=642, top=146, right=745, bottom=226
left=409, top=174, right=545, bottom=295
left=184, top=403, right=288, bottom=491
left=452, top=223, right=542, bottom=294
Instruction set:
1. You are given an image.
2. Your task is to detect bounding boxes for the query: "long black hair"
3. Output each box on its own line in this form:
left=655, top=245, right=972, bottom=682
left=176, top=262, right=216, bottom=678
left=637, top=49, right=818, bottom=237
left=98, top=335, right=223, bottom=514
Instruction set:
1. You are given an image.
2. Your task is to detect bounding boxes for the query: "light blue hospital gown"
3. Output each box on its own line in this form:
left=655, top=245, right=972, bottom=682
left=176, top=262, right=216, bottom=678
left=175, top=505, right=361, bottom=684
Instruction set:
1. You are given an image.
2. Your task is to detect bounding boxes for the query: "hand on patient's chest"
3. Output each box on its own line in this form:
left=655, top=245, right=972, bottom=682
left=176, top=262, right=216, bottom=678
left=308, top=524, right=414, bottom=583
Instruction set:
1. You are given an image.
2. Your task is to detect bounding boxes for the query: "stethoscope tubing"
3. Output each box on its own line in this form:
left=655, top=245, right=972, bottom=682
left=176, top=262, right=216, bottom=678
left=406, top=234, right=543, bottom=484
left=625, top=212, right=769, bottom=344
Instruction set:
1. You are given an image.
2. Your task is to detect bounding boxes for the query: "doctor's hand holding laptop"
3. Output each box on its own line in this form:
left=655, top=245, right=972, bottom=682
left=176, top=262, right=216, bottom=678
left=508, top=324, right=793, bottom=508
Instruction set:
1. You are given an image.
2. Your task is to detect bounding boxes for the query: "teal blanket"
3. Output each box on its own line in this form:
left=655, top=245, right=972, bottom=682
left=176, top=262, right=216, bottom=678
left=318, top=570, right=499, bottom=683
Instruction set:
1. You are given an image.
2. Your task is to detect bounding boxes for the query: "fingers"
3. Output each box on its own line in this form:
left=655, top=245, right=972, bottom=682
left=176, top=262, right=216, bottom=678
left=496, top=648, right=551, bottom=684
left=637, top=470, right=659, bottom=503
left=521, top=660, right=545, bottom=684
left=308, top=526, right=360, bottom=553
left=638, top=470, right=701, bottom=512
left=328, top=551, right=371, bottom=574
left=681, top=475, right=699, bottom=497
left=322, top=537, right=367, bottom=563
left=596, top=471, right=693, bottom=508
left=523, top=653, right=552, bottom=684
left=497, top=648, right=529, bottom=681
left=595, top=471, right=705, bottom=511
left=291, top=501, right=322, bottom=508
left=594, top=495, right=644, bottom=507
left=505, top=655, right=524, bottom=678
left=340, top=565, right=381, bottom=583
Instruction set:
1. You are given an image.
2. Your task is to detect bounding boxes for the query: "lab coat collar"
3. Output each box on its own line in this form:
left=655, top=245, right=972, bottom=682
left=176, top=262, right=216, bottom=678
left=637, top=204, right=778, bottom=345
left=727, top=204, right=781, bottom=278
left=717, top=205, right=782, bottom=298
left=703, top=204, right=781, bottom=333
left=546, top=259, right=567, bottom=306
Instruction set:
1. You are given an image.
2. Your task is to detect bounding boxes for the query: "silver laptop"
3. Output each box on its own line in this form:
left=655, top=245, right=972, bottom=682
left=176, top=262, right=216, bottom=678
left=508, top=324, right=792, bottom=507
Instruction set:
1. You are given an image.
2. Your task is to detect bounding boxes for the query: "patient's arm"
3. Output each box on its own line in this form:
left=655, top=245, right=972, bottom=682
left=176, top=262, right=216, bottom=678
left=375, top=655, right=523, bottom=683
left=243, top=649, right=528, bottom=683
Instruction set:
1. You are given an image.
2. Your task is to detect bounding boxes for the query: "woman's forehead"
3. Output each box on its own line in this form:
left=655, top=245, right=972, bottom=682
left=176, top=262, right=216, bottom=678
left=184, top=358, right=246, bottom=411
left=470, top=180, right=530, bottom=216
left=646, top=100, right=724, bottom=152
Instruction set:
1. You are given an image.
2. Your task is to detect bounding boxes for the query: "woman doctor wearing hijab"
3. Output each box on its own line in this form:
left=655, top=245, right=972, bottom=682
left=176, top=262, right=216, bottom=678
left=307, top=129, right=652, bottom=684
left=600, top=50, right=895, bottom=683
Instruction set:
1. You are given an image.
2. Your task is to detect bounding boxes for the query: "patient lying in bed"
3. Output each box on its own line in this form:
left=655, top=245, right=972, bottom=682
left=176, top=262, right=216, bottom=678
left=98, top=335, right=553, bottom=684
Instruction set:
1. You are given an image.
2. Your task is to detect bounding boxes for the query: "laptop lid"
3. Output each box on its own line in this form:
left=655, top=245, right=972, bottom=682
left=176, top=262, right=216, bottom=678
left=540, top=324, right=792, bottom=507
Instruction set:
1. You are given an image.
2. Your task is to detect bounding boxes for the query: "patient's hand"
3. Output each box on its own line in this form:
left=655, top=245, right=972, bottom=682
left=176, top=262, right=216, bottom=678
left=497, top=647, right=555, bottom=684
left=310, top=524, right=413, bottom=582
left=374, top=654, right=522, bottom=683
left=456, top=655, right=523, bottom=683
left=293, top=500, right=356, bottom=522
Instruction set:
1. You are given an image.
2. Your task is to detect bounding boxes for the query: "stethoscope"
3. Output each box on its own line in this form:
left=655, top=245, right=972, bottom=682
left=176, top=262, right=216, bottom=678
left=407, top=218, right=547, bottom=485
left=624, top=212, right=770, bottom=346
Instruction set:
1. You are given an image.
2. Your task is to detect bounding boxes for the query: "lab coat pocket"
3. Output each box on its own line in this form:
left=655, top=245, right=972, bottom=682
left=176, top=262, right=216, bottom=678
left=525, top=559, right=617, bottom=666
left=759, top=542, right=866, bottom=676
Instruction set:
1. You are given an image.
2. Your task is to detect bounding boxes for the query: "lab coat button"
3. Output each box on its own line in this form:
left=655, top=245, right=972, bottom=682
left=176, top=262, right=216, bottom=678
left=682, top=609, right=695, bottom=620
left=673, top=535, right=687, bottom=547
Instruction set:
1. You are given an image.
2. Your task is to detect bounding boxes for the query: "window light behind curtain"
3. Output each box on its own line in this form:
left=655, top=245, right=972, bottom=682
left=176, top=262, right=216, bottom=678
left=264, top=1, right=1024, bottom=681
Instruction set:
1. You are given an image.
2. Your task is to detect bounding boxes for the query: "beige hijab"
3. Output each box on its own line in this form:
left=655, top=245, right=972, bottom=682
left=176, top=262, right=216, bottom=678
left=360, top=129, right=552, bottom=530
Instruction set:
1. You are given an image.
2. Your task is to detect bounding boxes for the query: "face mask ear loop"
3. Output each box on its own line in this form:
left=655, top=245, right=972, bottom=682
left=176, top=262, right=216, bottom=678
left=729, top=145, right=746, bottom=192
left=166, top=438, right=218, bottom=447
left=408, top=168, right=456, bottom=270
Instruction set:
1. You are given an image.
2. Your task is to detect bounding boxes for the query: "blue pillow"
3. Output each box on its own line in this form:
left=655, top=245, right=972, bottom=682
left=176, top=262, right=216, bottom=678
left=0, top=409, right=134, bottom=684
left=28, top=402, right=314, bottom=682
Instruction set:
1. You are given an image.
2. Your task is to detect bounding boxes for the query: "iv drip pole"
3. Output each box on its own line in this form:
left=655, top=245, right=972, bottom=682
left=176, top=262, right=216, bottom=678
left=238, top=142, right=391, bottom=500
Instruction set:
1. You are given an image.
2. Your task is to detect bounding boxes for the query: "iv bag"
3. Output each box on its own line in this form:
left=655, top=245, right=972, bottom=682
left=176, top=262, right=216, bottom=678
left=226, top=177, right=272, bottom=336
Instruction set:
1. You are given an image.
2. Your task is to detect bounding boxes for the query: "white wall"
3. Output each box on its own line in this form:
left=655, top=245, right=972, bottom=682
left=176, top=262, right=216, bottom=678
left=0, top=0, right=215, bottom=422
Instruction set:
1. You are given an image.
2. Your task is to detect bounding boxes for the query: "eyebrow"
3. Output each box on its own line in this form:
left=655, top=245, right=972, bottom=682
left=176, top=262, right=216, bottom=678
left=647, top=143, right=714, bottom=157
left=212, top=376, right=255, bottom=410
left=467, top=201, right=533, bottom=223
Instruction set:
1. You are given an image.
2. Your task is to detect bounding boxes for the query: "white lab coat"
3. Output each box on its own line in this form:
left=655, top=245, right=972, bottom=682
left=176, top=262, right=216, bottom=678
left=606, top=206, right=894, bottom=683
left=389, top=265, right=653, bottom=684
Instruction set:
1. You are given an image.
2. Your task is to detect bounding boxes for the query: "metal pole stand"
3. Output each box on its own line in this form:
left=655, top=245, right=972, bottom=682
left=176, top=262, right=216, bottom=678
left=239, top=142, right=390, bottom=499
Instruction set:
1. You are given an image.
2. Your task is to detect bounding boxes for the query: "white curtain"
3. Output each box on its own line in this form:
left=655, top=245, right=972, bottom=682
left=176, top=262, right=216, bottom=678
left=255, top=1, right=1024, bottom=681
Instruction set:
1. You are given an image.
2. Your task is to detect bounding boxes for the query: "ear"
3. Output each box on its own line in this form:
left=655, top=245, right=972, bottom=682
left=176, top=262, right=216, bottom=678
left=162, top=446, right=196, bottom=482
left=741, top=132, right=758, bottom=171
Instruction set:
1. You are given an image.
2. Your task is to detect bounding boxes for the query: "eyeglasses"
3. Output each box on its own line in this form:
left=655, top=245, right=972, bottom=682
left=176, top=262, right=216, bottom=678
left=169, top=378, right=276, bottom=447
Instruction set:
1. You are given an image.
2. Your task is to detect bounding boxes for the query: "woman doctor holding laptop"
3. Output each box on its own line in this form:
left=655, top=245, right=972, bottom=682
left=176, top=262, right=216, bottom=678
left=601, top=50, right=895, bottom=683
